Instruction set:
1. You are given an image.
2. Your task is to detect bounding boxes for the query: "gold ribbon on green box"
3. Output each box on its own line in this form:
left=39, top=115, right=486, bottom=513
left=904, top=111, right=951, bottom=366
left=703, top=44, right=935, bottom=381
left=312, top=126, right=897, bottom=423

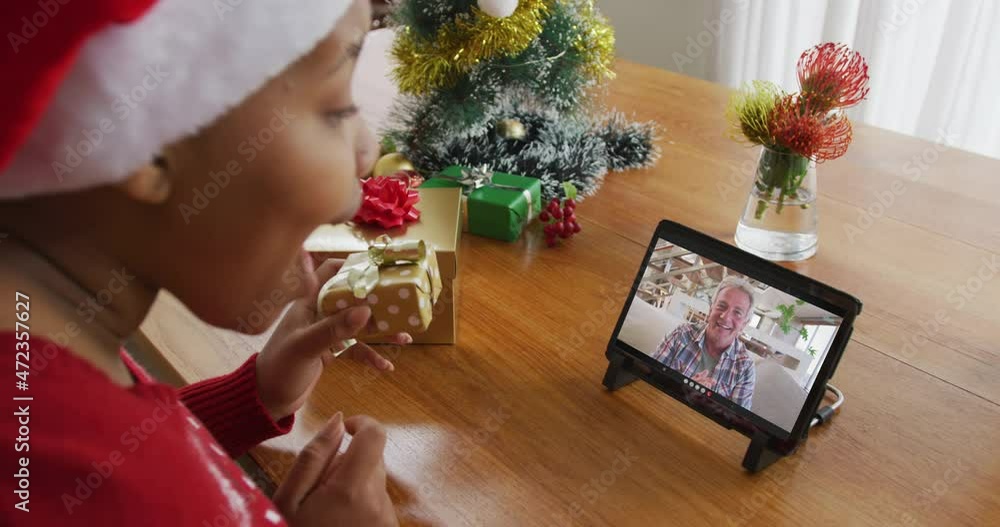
left=440, top=166, right=535, bottom=222
left=421, top=165, right=542, bottom=242
left=317, top=235, right=443, bottom=338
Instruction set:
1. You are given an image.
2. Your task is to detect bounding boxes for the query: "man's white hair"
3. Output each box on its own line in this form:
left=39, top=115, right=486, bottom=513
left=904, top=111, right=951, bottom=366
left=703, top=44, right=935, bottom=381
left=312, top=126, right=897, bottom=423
left=710, top=276, right=757, bottom=319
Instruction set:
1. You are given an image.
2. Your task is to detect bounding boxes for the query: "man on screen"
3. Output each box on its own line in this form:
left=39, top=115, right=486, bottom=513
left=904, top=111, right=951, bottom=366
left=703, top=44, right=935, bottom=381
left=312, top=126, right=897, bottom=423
left=652, top=277, right=757, bottom=409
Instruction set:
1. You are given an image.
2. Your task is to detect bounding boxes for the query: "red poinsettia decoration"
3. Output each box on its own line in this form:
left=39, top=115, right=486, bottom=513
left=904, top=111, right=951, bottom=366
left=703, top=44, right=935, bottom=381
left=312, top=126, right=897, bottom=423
left=353, top=176, right=421, bottom=229
left=797, top=42, right=870, bottom=112
left=769, top=95, right=853, bottom=162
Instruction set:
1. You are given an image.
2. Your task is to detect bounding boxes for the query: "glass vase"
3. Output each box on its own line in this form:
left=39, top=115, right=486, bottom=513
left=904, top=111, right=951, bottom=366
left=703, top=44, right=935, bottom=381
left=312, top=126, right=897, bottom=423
left=735, top=146, right=818, bottom=261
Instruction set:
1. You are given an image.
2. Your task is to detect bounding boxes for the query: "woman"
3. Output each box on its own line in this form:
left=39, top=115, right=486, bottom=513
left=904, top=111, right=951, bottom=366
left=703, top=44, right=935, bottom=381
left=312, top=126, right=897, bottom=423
left=1, top=0, right=402, bottom=524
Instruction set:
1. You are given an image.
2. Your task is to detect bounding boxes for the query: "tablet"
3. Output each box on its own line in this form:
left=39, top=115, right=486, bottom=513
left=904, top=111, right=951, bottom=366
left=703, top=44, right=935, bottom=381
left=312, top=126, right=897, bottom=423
left=608, top=220, right=861, bottom=449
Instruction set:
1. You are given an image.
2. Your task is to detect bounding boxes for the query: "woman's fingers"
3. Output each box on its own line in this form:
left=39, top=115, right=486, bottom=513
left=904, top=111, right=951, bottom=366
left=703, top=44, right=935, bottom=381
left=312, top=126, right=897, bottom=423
left=273, top=412, right=345, bottom=513
left=286, top=306, right=372, bottom=362
left=302, top=416, right=397, bottom=526
left=314, top=258, right=346, bottom=287
left=322, top=415, right=388, bottom=490
left=339, top=330, right=414, bottom=370
left=294, top=257, right=347, bottom=319
left=339, top=341, right=394, bottom=371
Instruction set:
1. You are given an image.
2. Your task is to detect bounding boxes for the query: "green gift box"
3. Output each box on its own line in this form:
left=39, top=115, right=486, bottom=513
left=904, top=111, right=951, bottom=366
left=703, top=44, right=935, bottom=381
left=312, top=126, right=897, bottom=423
left=421, top=165, right=542, bottom=242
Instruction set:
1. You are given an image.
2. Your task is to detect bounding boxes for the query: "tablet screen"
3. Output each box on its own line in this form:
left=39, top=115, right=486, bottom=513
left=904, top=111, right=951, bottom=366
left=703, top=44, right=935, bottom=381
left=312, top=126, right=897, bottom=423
left=617, top=238, right=844, bottom=433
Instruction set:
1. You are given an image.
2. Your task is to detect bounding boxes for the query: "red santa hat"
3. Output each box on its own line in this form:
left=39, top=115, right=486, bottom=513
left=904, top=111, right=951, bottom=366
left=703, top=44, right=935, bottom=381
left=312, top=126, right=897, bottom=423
left=0, top=0, right=353, bottom=199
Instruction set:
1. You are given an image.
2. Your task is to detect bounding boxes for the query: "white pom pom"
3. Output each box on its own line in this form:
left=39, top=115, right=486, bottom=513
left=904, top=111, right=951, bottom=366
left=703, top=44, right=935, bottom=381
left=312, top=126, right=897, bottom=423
left=478, top=0, right=519, bottom=18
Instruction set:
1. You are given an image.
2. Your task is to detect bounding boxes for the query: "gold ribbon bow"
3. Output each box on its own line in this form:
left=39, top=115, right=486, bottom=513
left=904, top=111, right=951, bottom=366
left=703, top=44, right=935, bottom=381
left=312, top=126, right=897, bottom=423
left=343, top=234, right=427, bottom=300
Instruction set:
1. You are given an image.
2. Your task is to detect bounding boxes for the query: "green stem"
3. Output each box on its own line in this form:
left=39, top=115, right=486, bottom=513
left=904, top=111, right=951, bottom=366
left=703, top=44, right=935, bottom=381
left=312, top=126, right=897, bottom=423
left=754, top=197, right=769, bottom=220
left=753, top=148, right=810, bottom=218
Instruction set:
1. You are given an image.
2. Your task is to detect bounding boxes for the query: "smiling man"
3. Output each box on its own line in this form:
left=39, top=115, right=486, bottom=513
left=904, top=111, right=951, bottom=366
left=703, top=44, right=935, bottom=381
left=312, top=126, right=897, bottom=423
left=652, top=277, right=757, bottom=409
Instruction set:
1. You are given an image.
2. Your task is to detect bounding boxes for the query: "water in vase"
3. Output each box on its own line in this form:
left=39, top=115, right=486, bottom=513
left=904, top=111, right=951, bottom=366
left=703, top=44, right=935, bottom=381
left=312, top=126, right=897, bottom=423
left=735, top=184, right=818, bottom=262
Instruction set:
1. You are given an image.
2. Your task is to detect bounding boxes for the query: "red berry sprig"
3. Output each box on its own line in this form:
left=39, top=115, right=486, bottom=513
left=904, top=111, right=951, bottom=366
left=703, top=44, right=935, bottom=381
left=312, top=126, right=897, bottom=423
left=540, top=185, right=581, bottom=247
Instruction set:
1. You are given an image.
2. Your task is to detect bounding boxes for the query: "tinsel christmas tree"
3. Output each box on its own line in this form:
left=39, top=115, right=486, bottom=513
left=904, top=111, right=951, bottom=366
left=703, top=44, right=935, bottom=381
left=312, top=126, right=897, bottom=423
left=384, top=0, right=660, bottom=201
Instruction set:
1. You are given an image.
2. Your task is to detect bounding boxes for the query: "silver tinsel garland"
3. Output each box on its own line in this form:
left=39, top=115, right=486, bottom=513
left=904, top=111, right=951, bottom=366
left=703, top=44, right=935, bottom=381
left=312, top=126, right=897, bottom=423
left=387, top=102, right=660, bottom=201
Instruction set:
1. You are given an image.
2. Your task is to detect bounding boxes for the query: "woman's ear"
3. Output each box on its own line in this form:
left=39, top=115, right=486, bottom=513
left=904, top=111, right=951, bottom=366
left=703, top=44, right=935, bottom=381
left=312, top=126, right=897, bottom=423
left=117, top=156, right=172, bottom=204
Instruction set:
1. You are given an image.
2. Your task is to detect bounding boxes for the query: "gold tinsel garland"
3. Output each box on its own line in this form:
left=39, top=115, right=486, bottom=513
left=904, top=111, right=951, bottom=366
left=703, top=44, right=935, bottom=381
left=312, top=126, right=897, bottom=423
left=392, top=0, right=551, bottom=95
left=392, top=0, right=618, bottom=95
left=572, top=1, right=616, bottom=82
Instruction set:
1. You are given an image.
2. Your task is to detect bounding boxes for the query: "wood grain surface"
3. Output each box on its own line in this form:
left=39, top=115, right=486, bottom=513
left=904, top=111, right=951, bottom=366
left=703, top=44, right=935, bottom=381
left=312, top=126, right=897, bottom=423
left=139, top=59, right=1000, bottom=526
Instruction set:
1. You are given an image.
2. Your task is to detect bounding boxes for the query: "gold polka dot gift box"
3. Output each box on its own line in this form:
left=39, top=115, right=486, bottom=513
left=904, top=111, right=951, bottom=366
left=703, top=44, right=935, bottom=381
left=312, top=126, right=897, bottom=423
left=305, top=188, right=462, bottom=344
left=317, top=235, right=442, bottom=338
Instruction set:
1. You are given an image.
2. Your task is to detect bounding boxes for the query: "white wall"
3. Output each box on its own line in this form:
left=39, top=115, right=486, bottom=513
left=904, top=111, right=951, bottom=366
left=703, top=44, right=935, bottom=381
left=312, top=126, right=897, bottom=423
left=598, top=0, right=711, bottom=78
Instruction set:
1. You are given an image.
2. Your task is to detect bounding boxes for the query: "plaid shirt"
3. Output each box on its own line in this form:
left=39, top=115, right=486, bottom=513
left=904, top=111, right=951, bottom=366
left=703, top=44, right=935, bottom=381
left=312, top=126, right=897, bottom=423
left=652, top=322, right=756, bottom=409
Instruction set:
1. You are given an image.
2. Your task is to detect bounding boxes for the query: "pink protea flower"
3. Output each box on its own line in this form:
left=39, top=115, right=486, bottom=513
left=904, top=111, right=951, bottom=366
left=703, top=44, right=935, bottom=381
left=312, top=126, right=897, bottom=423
left=797, top=42, right=870, bottom=112
left=769, top=95, right=854, bottom=161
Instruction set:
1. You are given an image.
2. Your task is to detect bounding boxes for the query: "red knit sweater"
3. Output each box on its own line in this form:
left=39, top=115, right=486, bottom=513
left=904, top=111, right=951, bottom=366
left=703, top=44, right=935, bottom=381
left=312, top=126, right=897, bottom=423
left=1, top=333, right=294, bottom=525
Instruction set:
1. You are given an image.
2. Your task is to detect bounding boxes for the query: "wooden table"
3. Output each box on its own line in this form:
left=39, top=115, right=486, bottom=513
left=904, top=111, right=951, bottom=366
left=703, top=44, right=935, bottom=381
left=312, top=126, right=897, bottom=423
left=138, top=55, right=1000, bottom=526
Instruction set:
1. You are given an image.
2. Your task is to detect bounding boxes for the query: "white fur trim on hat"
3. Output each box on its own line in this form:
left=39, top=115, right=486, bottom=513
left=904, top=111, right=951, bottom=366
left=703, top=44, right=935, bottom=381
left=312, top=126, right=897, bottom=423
left=0, top=0, right=353, bottom=199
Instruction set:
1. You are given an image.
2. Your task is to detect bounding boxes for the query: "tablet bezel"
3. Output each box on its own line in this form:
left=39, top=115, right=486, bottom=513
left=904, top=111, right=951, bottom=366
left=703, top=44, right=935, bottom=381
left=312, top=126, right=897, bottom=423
left=607, top=220, right=862, bottom=447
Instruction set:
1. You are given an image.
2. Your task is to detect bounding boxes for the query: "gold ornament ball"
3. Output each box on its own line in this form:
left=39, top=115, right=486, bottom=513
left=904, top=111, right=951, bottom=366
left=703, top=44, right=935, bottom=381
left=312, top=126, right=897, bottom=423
left=497, top=118, right=527, bottom=140
left=372, top=153, right=415, bottom=177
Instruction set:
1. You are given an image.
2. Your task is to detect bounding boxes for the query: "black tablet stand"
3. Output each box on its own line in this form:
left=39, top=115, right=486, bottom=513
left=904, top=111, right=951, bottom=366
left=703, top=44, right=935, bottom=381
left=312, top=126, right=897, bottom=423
left=603, top=351, right=799, bottom=473
left=742, top=431, right=788, bottom=472
left=601, top=353, right=639, bottom=390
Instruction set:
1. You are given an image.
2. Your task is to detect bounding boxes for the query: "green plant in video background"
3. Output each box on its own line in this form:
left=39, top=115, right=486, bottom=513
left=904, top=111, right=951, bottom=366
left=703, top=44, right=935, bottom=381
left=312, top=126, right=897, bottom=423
left=775, top=299, right=819, bottom=357
left=775, top=299, right=805, bottom=335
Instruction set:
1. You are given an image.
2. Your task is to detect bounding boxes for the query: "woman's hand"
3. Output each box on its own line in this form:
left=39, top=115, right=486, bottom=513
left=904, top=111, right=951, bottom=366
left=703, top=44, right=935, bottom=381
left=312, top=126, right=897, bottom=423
left=274, top=413, right=398, bottom=526
left=256, top=256, right=410, bottom=421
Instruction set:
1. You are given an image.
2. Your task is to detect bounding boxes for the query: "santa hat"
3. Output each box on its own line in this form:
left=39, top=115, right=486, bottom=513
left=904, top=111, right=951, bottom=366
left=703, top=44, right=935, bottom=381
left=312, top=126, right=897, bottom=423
left=0, top=0, right=353, bottom=199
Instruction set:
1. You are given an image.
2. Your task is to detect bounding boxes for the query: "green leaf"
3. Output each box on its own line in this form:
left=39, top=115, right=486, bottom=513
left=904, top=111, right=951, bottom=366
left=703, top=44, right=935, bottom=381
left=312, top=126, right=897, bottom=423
left=775, top=303, right=796, bottom=334
left=562, top=182, right=578, bottom=201
left=380, top=136, right=397, bottom=154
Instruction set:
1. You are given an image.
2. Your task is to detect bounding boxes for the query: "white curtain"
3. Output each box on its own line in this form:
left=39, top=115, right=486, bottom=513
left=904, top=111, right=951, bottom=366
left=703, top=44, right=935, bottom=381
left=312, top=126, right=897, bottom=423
left=704, top=0, right=1000, bottom=160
